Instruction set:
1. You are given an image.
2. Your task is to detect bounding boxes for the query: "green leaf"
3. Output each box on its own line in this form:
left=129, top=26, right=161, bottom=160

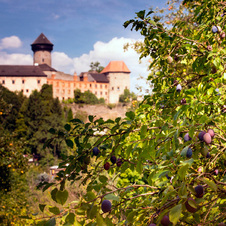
left=56, top=189, right=68, bottom=205
left=45, top=218, right=56, bottom=226
left=64, top=124, right=71, bottom=131
left=96, top=213, right=107, bottom=226
left=64, top=213, right=75, bottom=225
left=51, top=188, right=58, bottom=202
left=104, top=194, right=120, bottom=202
left=48, top=128, right=56, bottom=134
left=66, top=139, right=74, bottom=148
left=43, top=183, right=55, bottom=192
left=202, top=178, right=217, bottom=191
left=84, top=191, right=96, bottom=201
left=39, top=204, right=46, bottom=213
left=87, top=205, right=97, bottom=219
left=49, top=206, right=60, bottom=215
left=169, top=204, right=182, bottom=225
left=180, top=146, right=189, bottom=157
left=178, top=164, right=189, bottom=180
left=136, top=10, right=145, bottom=19
left=99, top=175, right=108, bottom=183
left=88, top=115, right=94, bottom=122
left=126, top=111, right=135, bottom=120
left=140, top=125, right=147, bottom=139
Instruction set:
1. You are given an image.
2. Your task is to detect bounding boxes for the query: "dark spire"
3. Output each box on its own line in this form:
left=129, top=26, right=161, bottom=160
left=31, top=33, right=53, bottom=52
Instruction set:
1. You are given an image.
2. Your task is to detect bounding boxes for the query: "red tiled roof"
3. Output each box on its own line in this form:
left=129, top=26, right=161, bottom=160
left=101, top=61, right=130, bottom=74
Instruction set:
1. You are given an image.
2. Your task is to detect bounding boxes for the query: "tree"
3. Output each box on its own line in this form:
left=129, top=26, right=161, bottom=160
left=33, top=1, right=225, bottom=225
left=119, top=88, right=137, bottom=103
left=89, top=61, right=104, bottom=73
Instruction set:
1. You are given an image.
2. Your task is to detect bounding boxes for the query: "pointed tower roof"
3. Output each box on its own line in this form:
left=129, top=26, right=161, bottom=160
left=101, top=61, right=130, bottom=74
left=32, top=33, right=53, bottom=45
left=31, top=33, right=53, bottom=52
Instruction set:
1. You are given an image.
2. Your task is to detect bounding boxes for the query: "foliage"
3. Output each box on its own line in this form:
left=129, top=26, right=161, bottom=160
left=17, top=85, right=66, bottom=159
left=32, top=0, right=226, bottom=225
left=89, top=61, right=104, bottom=73
left=119, top=88, right=137, bottom=103
left=74, top=89, right=105, bottom=104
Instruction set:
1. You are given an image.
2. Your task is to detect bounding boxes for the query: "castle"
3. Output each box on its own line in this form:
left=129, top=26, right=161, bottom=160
left=0, top=33, right=130, bottom=103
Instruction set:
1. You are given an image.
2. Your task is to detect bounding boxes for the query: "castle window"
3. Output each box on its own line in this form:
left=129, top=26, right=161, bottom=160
left=62, top=89, right=65, bottom=94
left=74, top=83, right=76, bottom=88
left=42, top=58, right=44, bottom=62
left=56, top=89, right=59, bottom=93
left=105, top=92, right=107, bottom=95
left=100, top=91, right=102, bottom=95
left=12, top=80, right=15, bottom=84
left=68, top=83, right=70, bottom=87
left=112, top=87, right=114, bottom=90
left=56, top=82, right=59, bottom=87
left=105, top=85, right=107, bottom=89
left=2, top=80, right=5, bottom=84
left=117, top=86, right=120, bottom=91
left=95, top=84, right=97, bottom=88
left=62, top=97, right=65, bottom=100
left=95, top=91, right=97, bottom=95
left=100, top=84, right=102, bottom=88
left=125, top=86, right=128, bottom=89
left=90, top=84, right=92, bottom=88
left=68, top=90, right=71, bottom=94
left=37, top=80, right=40, bottom=84
left=22, top=80, right=25, bottom=84
left=26, top=89, right=29, bottom=93
left=62, top=82, right=65, bottom=87
left=47, top=81, right=49, bottom=84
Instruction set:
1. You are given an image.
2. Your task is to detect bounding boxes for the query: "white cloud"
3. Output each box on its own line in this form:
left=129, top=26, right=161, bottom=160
left=52, top=37, right=151, bottom=93
left=0, top=36, right=22, bottom=50
left=0, top=51, right=33, bottom=65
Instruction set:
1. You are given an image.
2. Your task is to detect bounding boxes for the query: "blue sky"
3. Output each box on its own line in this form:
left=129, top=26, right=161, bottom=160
left=0, top=0, right=169, bottom=93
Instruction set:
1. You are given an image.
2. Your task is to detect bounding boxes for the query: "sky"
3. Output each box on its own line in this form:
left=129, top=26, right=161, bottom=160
left=0, top=0, right=169, bottom=94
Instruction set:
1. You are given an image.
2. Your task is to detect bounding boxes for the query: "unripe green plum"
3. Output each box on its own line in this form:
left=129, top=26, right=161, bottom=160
left=200, top=145, right=208, bottom=157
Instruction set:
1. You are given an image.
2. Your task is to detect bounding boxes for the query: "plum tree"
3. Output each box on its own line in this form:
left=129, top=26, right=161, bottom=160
left=34, top=1, right=226, bottom=225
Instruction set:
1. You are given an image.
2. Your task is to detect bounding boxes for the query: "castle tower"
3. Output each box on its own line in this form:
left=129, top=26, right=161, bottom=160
left=31, top=33, right=53, bottom=67
left=101, top=61, right=130, bottom=104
